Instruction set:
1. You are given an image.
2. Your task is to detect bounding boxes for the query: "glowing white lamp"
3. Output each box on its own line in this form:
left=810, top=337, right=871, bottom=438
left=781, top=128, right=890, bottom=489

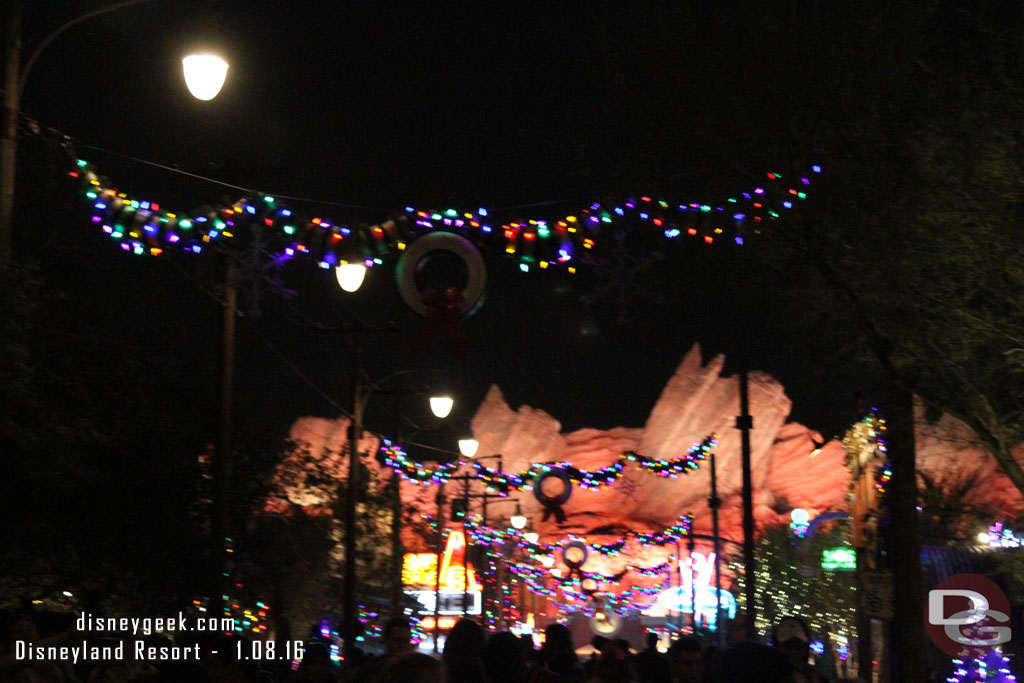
left=335, top=263, right=367, bottom=292
left=510, top=503, right=527, bottom=530
left=182, top=54, right=229, bottom=100
left=429, top=395, right=454, bottom=419
left=458, top=438, right=479, bottom=457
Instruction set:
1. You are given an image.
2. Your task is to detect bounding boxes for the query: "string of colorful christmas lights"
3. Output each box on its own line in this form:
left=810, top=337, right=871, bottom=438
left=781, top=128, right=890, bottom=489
left=465, top=515, right=692, bottom=557
left=842, top=411, right=891, bottom=496
left=380, top=440, right=461, bottom=485
left=503, top=560, right=663, bottom=619
left=377, top=435, right=716, bottom=491
left=66, top=152, right=821, bottom=272
left=947, top=648, right=1018, bottom=683
left=553, top=573, right=671, bottom=618
left=503, top=555, right=674, bottom=586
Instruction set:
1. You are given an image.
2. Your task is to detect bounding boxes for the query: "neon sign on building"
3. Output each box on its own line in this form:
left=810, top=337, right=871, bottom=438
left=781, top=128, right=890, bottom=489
left=404, top=529, right=482, bottom=615
left=651, top=552, right=736, bottom=630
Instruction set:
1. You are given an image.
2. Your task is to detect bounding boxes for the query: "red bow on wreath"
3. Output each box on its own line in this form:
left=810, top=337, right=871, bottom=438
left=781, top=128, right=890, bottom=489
left=403, top=286, right=470, bottom=359
left=562, top=541, right=588, bottom=584
left=540, top=497, right=568, bottom=524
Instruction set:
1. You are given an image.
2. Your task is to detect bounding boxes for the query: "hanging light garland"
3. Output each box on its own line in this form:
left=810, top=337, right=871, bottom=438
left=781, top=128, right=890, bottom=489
left=380, top=440, right=460, bottom=485
left=628, top=435, right=718, bottom=477
left=501, top=555, right=673, bottom=585
left=377, top=435, right=715, bottom=490
left=67, top=153, right=821, bottom=271
left=504, top=558, right=668, bottom=618
left=464, top=515, right=692, bottom=557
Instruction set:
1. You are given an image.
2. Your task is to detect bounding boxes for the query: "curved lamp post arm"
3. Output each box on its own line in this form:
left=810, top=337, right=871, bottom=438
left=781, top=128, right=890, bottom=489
left=17, top=0, right=155, bottom=100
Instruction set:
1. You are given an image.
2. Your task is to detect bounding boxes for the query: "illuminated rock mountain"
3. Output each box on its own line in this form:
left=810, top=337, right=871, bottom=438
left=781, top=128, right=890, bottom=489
left=264, top=344, right=1024, bottom=597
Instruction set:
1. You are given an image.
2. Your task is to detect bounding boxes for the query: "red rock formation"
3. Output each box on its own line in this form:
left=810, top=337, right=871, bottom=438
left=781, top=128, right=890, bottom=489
left=263, top=344, right=1024, bottom=603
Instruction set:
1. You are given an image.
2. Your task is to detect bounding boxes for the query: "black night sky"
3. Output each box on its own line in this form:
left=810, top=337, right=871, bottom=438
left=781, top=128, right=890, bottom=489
left=13, top=0, right=876, bottom=450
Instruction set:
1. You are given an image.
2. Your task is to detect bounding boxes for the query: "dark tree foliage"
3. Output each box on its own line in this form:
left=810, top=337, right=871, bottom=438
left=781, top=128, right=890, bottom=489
left=568, top=5, right=1024, bottom=680
left=1, top=135, right=284, bottom=613
left=571, top=0, right=1024, bottom=494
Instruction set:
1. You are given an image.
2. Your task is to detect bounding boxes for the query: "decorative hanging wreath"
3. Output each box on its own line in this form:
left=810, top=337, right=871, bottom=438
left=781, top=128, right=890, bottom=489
left=534, top=468, right=573, bottom=523
left=561, top=540, right=589, bottom=574
left=395, top=231, right=486, bottom=318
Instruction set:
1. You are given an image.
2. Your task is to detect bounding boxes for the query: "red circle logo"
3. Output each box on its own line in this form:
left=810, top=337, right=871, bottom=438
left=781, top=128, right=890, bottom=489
left=926, top=573, right=1011, bottom=658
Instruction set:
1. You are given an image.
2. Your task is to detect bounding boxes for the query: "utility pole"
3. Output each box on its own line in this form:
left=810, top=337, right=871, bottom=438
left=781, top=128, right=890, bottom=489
left=313, top=322, right=400, bottom=662
left=389, top=387, right=405, bottom=618
left=674, top=538, right=682, bottom=634
left=433, top=481, right=446, bottom=654
left=737, top=359, right=757, bottom=641
left=480, top=455, right=500, bottom=627
left=687, top=534, right=697, bottom=632
left=212, top=254, right=237, bottom=613
left=461, top=474, right=471, bottom=619
left=342, top=334, right=363, bottom=664
left=709, top=448, right=723, bottom=645
left=0, top=0, right=22, bottom=263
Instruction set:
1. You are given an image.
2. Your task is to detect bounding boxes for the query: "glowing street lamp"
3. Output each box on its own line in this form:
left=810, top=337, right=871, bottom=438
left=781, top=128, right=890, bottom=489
left=335, top=262, right=367, bottom=292
left=182, top=53, right=229, bottom=100
left=429, top=395, right=454, bottom=419
left=510, top=503, right=527, bottom=530
left=458, top=438, right=479, bottom=458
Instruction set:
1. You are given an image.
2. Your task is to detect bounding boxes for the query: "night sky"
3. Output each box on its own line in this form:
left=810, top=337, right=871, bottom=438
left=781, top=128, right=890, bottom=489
left=14, top=1, right=872, bottom=458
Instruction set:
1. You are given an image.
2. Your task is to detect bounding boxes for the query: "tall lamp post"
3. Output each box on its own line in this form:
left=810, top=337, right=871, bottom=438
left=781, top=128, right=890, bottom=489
left=366, top=372, right=453, bottom=616
left=1, top=0, right=228, bottom=262
left=708, top=443, right=724, bottom=644
left=342, top=332, right=363, bottom=664
left=327, top=319, right=452, bottom=662
left=737, top=359, right=757, bottom=641
left=448, top=439, right=519, bottom=628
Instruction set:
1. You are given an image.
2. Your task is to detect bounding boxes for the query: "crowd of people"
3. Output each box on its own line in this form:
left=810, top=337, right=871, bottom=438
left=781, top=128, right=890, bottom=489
left=2, top=609, right=865, bottom=683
